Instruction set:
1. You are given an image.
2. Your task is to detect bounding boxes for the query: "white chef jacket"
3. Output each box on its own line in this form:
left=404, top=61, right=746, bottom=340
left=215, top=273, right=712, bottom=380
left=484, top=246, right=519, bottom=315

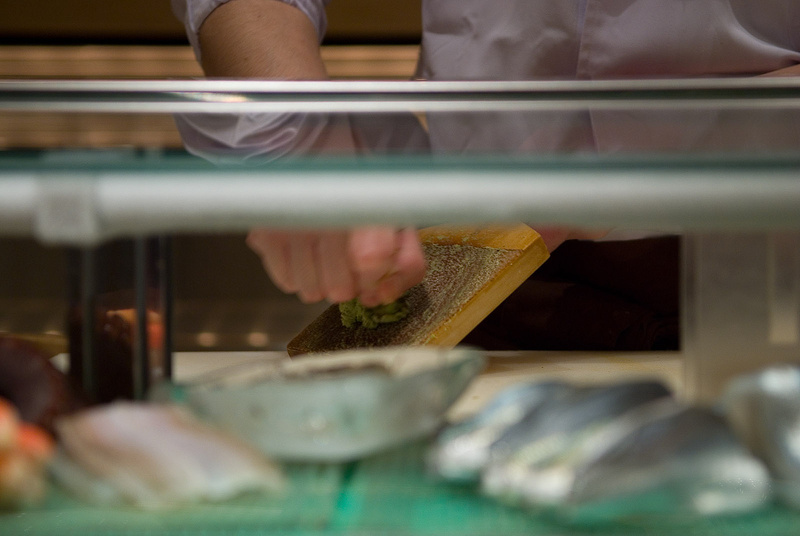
left=171, top=0, right=800, bottom=156
left=173, top=0, right=800, bottom=77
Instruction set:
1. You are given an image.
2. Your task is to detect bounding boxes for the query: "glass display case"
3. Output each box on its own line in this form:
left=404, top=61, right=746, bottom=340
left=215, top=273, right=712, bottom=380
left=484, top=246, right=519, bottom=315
left=1, top=78, right=800, bottom=534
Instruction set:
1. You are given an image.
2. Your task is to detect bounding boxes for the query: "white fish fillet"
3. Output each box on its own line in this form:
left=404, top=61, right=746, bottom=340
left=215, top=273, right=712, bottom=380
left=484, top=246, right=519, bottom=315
left=53, top=402, right=285, bottom=509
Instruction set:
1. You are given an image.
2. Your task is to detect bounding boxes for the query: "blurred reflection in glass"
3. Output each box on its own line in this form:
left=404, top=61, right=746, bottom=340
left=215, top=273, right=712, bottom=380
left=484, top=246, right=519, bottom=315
left=167, top=0, right=800, bottom=351
left=174, top=112, right=431, bottom=162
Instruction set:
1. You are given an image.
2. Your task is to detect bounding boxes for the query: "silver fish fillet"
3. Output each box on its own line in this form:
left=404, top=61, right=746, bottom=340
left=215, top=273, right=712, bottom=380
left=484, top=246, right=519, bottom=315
left=518, top=399, right=771, bottom=520
left=719, top=365, right=800, bottom=509
left=482, top=380, right=672, bottom=503
left=427, top=380, right=571, bottom=482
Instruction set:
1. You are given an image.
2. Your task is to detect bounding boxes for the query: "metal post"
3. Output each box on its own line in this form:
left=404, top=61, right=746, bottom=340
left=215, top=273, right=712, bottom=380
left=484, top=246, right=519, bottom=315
left=79, top=247, right=97, bottom=401
left=133, top=237, right=149, bottom=399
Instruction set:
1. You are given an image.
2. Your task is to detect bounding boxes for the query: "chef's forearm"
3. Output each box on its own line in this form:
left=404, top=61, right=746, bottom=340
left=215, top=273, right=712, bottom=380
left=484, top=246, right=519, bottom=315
left=198, top=0, right=328, bottom=79
left=761, top=64, right=800, bottom=77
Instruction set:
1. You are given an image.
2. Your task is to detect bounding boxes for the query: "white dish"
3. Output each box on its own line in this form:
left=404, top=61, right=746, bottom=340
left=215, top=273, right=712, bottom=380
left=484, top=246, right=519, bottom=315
left=157, top=346, right=485, bottom=462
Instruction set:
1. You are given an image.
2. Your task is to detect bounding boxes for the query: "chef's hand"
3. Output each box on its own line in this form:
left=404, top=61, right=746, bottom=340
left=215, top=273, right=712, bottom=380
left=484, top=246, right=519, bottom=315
left=246, top=226, right=427, bottom=306
left=536, top=227, right=610, bottom=252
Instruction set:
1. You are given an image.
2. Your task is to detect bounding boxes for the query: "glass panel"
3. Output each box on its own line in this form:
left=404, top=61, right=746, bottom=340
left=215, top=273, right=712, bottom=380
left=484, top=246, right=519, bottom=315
left=1, top=78, right=799, bottom=401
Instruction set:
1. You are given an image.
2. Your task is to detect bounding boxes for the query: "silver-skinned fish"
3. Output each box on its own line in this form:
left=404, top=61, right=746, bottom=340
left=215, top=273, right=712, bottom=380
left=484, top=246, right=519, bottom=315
left=482, top=380, right=673, bottom=503
left=516, top=399, right=771, bottom=520
left=719, top=365, right=800, bottom=509
left=427, top=380, right=571, bottom=482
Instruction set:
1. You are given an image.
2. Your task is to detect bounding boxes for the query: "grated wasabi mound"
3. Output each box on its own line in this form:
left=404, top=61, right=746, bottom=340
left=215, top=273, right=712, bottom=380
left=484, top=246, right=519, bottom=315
left=339, top=297, right=410, bottom=329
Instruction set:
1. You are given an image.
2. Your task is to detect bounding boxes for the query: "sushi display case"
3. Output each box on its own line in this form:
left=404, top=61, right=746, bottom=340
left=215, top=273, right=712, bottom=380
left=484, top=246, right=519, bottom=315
left=1, top=78, right=800, bottom=534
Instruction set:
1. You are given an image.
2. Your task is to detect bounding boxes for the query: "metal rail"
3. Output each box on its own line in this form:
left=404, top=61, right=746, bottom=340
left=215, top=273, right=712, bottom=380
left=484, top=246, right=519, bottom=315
left=1, top=155, right=799, bottom=245
left=1, top=78, right=800, bottom=113
left=2, top=79, right=800, bottom=244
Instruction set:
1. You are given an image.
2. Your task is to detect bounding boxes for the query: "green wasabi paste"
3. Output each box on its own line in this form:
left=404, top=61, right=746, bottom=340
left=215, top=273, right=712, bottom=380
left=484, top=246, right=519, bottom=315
left=339, top=296, right=409, bottom=329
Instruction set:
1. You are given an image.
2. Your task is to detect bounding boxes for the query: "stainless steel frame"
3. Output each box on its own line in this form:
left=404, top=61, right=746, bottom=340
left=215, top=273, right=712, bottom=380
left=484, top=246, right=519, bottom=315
left=2, top=78, right=800, bottom=113
left=1, top=78, right=800, bottom=245
left=1, top=158, right=799, bottom=246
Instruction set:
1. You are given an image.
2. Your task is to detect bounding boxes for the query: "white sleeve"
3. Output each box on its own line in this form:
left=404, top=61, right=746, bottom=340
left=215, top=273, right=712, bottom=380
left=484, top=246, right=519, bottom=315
left=170, top=0, right=332, bottom=59
left=173, top=111, right=430, bottom=163
left=170, top=0, right=430, bottom=162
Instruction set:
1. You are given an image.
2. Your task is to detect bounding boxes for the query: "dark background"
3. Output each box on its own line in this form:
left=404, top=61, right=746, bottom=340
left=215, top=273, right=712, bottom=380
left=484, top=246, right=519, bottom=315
left=0, top=0, right=422, bottom=44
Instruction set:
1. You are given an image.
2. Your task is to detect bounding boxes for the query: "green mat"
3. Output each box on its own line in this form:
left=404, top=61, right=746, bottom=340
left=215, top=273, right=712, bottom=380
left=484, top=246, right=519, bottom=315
left=3, top=441, right=799, bottom=536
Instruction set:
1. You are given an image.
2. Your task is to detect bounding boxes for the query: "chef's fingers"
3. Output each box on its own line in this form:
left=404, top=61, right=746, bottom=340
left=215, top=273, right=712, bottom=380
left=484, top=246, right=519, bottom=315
left=373, top=227, right=427, bottom=305
left=396, top=227, right=427, bottom=287
left=348, top=226, right=400, bottom=304
left=289, top=232, right=326, bottom=303
left=246, top=229, right=297, bottom=294
left=316, top=231, right=358, bottom=303
left=534, top=226, right=610, bottom=252
left=248, top=227, right=421, bottom=305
